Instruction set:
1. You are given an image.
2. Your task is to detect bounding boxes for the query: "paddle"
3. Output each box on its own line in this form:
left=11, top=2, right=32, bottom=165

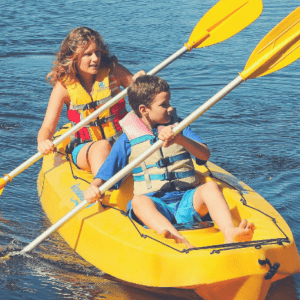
left=10, top=5, right=299, bottom=256
left=0, top=0, right=263, bottom=197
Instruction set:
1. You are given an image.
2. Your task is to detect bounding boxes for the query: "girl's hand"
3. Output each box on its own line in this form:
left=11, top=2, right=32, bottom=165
left=38, top=139, right=56, bottom=155
left=132, top=70, right=146, bottom=81
left=84, top=185, right=104, bottom=204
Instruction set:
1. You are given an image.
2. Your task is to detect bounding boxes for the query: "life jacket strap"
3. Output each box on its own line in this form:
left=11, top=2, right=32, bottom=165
left=132, top=153, right=191, bottom=174
left=71, top=96, right=112, bottom=111
left=133, top=170, right=196, bottom=182
left=87, top=115, right=116, bottom=127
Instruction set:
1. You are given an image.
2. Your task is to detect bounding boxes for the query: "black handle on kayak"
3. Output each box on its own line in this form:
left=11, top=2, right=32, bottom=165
left=258, top=258, right=280, bottom=280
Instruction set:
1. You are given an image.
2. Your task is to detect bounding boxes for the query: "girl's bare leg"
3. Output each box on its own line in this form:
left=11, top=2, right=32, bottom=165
left=76, top=140, right=112, bottom=176
left=193, top=181, right=255, bottom=243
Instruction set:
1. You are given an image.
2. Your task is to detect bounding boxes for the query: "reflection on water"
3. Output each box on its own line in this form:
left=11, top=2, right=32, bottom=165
left=0, top=218, right=202, bottom=300
left=1, top=233, right=300, bottom=300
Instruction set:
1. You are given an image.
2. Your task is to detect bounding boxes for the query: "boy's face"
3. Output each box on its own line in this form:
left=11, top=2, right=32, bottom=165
left=146, top=91, right=173, bottom=127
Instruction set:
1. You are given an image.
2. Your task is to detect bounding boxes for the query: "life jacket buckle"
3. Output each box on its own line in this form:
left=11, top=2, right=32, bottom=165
left=163, top=172, right=176, bottom=181
left=157, top=157, right=170, bottom=168
left=91, top=115, right=116, bottom=127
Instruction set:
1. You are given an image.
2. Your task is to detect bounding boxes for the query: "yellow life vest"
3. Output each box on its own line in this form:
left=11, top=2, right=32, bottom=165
left=66, top=67, right=126, bottom=146
left=120, top=111, right=199, bottom=196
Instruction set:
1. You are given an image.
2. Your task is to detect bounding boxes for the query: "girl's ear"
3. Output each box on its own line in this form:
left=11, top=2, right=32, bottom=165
left=139, top=104, right=148, bottom=116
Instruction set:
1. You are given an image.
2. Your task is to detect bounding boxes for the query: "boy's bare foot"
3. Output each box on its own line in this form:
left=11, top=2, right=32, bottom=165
left=224, top=219, right=255, bottom=243
left=161, top=229, right=195, bottom=249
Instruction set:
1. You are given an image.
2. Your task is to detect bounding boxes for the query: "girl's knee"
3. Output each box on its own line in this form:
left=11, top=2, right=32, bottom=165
left=94, top=140, right=111, bottom=153
left=88, top=140, right=112, bottom=163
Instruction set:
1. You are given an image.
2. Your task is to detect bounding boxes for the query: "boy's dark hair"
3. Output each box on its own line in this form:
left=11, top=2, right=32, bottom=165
left=128, top=75, right=170, bottom=117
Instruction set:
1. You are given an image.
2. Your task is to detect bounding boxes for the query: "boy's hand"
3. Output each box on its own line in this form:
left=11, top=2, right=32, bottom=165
left=158, top=125, right=181, bottom=147
left=84, top=180, right=104, bottom=203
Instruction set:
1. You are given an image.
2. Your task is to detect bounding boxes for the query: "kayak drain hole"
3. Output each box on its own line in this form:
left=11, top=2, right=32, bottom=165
left=258, top=258, right=280, bottom=280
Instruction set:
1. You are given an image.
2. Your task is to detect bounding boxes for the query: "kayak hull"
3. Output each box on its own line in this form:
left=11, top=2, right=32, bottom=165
left=37, top=125, right=300, bottom=300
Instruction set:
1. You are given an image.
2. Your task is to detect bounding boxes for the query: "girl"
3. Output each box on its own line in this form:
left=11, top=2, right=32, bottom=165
left=38, top=27, right=143, bottom=175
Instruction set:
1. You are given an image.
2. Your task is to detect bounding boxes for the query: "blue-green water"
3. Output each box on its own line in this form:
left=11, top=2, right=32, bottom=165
left=1, top=0, right=300, bottom=299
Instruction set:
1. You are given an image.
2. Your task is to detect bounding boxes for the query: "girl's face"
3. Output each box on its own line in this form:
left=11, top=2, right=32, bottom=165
left=76, top=42, right=101, bottom=77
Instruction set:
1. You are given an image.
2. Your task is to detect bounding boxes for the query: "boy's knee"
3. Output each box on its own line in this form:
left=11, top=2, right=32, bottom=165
left=203, top=181, right=220, bottom=191
left=131, top=195, right=143, bottom=209
left=132, top=195, right=153, bottom=212
left=194, top=181, right=221, bottom=199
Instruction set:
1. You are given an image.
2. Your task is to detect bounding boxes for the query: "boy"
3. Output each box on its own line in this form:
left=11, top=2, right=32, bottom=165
left=84, top=75, right=255, bottom=247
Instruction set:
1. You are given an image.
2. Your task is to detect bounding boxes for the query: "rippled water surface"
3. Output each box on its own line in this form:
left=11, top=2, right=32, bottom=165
left=1, top=0, right=300, bottom=299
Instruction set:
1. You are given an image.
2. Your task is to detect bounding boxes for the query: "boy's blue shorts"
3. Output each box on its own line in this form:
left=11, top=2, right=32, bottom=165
left=127, top=188, right=202, bottom=225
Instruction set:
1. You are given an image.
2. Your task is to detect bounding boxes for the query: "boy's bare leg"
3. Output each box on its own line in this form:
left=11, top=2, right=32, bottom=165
left=193, top=181, right=255, bottom=243
left=132, top=195, right=194, bottom=248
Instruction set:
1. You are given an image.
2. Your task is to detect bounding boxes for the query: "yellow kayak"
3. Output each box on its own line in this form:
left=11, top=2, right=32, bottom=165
left=37, top=124, right=300, bottom=300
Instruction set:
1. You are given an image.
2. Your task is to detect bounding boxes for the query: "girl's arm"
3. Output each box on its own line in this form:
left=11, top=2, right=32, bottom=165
left=112, top=63, right=145, bottom=88
left=37, top=82, right=69, bottom=154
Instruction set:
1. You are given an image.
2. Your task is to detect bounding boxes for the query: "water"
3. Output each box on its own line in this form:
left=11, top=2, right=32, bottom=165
left=0, top=0, right=300, bottom=299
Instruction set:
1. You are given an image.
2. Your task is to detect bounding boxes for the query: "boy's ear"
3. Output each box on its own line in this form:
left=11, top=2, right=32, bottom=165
left=139, top=104, right=148, bottom=116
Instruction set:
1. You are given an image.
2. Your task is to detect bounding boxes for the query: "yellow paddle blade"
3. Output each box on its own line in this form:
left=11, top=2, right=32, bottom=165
left=0, top=178, right=6, bottom=196
left=187, top=0, right=263, bottom=49
left=0, top=254, right=11, bottom=263
left=241, top=6, right=300, bottom=79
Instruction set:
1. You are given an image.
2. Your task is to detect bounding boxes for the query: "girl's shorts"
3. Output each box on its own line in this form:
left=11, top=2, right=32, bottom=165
left=71, top=137, right=117, bottom=166
left=71, top=143, right=87, bottom=165
left=127, top=188, right=202, bottom=225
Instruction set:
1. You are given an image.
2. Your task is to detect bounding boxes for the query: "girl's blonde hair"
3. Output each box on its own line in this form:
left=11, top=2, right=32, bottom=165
left=46, top=27, right=117, bottom=86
